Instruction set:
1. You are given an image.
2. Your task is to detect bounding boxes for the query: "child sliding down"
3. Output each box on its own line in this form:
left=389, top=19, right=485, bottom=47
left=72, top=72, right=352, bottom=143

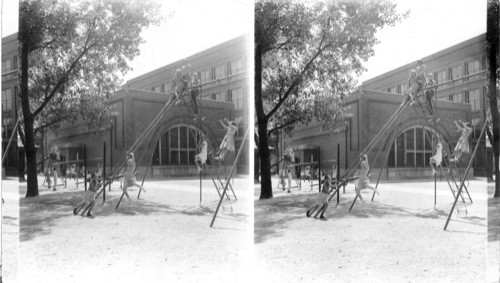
left=306, top=174, right=331, bottom=219
left=122, top=152, right=145, bottom=202
left=355, top=155, right=379, bottom=202
left=73, top=173, right=100, bottom=217
left=215, top=118, right=238, bottom=161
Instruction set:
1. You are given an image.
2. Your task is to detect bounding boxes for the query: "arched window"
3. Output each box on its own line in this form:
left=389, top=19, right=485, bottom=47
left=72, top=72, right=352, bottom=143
left=152, top=125, right=202, bottom=166
left=388, top=126, right=438, bottom=168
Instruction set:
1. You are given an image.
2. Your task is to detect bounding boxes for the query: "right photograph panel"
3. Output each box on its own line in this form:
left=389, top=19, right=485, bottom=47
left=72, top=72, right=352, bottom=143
left=254, top=0, right=496, bottom=281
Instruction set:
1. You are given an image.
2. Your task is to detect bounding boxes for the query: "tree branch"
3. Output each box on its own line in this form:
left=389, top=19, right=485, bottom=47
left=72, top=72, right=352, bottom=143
left=265, top=43, right=330, bottom=121
left=267, top=117, right=303, bottom=136
left=34, top=116, right=67, bottom=135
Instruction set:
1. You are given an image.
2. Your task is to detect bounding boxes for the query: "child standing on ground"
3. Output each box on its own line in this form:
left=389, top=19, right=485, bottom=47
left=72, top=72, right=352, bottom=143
left=73, top=173, right=99, bottom=217
left=122, top=152, right=145, bottom=202
left=429, top=142, right=443, bottom=175
left=355, top=155, right=379, bottom=202
left=306, top=174, right=331, bottom=219
left=215, top=118, right=238, bottom=161
left=195, top=137, right=208, bottom=173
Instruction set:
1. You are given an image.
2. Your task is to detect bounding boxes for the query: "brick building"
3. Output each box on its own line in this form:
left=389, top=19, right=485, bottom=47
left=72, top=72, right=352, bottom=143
left=1, top=33, right=22, bottom=177
left=283, top=34, right=488, bottom=179
left=48, top=35, right=249, bottom=177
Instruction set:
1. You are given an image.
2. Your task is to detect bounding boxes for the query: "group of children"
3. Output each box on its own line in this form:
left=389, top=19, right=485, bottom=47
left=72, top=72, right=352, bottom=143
left=73, top=152, right=145, bottom=217
left=306, top=155, right=379, bottom=220
left=171, top=59, right=203, bottom=121
left=71, top=58, right=240, bottom=216
left=405, top=60, right=439, bottom=122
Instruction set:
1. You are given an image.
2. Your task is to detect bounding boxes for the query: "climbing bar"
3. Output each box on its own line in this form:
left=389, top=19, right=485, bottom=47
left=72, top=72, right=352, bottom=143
left=443, top=121, right=488, bottom=230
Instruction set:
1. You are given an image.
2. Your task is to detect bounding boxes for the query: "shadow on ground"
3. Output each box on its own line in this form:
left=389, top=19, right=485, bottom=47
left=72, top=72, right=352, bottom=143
left=254, top=190, right=486, bottom=244
left=255, top=192, right=416, bottom=244
left=19, top=189, right=238, bottom=242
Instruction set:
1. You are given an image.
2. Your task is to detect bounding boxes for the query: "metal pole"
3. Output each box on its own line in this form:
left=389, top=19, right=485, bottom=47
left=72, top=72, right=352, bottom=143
left=84, top=145, right=87, bottom=192
left=434, top=171, right=437, bottom=207
left=210, top=128, right=249, bottom=227
left=317, top=146, right=321, bottom=193
left=103, top=142, right=106, bottom=203
left=444, top=121, right=488, bottom=230
left=109, top=122, right=113, bottom=191
left=337, top=143, right=340, bottom=204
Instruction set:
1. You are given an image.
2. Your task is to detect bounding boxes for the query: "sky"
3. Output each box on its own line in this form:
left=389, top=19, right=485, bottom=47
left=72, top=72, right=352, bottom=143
left=1, top=0, right=486, bottom=83
left=358, top=0, right=486, bottom=83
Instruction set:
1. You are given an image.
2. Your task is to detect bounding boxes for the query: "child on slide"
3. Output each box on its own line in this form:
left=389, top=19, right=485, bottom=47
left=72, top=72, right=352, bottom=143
left=355, top=155, right=379, bottom=202
left=73, top=173, right=99, bottom=217
left=122, top=152, right=145, bottom=202
left=215, top=118, right=238, bottom=161
left=306, top=174, right=331, bottom=219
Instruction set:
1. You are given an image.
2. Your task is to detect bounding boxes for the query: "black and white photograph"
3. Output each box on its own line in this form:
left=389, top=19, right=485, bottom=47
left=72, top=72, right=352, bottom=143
left=2, top=0, right=252, bottom=282
left=1, top=0, right=500, bottom=282
left=254, top=0, right=499, bottom=282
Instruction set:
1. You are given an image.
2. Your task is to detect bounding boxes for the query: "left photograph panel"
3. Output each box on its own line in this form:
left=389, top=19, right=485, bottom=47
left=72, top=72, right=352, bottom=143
left=2, top=0, right=252, bottom=282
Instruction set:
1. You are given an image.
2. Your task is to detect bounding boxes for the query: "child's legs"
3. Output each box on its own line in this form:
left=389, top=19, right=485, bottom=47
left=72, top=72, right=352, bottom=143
left=320, top=203, right=328, bottom=215
left=122, top=185, right=130, bottom=198
left=430, top=159, right=436, bottom=170
left=86, top=201, right=95, bottom=214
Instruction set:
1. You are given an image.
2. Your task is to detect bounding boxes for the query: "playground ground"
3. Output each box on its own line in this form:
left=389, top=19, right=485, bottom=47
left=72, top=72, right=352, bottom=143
left=488, top=183, right=500, bottom=283
left=255, top=177, right=490, bottom=282
left=14, top=175, right=251, bottom=283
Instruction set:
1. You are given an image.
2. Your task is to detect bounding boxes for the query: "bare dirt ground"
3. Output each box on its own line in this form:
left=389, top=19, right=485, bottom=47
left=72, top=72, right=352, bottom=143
left=17, top=175, right=251, bottom=283
left=488, top=184, right=500, bottom=283
left=2, top=177, right=21, bottom=283
left=255, top=177, right=489, bottom=282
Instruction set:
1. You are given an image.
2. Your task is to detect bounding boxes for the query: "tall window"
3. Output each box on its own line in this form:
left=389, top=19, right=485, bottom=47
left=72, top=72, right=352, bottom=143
left=200, top=70, right=210, bottom=83
left=214, top=65, right=225, bottom=80
left=450, top=92, right=463, bottom=103
left=152, top=125, right=202, bottom=166
left=2, top=59, right=12, bottom=74
left=450, top=65, right=462, bottom=83
left=388, top=126, right=437, bottom=168
left=2, top=89, right=12, bottom=111
left=233, top=88, right=244, bottom=110
left=229, top=59, right=243, bottom=75
left=436, top=70, right=447, bottom=88
left=2, top=118, right=13, bottom=139
left=467, top=60, right=480, bottom=75
left=468, top=89, right=480, bottom=111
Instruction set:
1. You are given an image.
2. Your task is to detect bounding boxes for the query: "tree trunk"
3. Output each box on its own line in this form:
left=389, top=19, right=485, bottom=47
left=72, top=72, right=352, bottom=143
left=487, top=0, right=500, bottom=197
left=255, top=43, right=273, bottom=199
left=20, top=42, right=39, bottom=197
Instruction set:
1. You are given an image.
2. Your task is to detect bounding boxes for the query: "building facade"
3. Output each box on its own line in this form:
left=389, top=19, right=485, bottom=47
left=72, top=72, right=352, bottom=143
left=1, top=33, right=22, bottom=177
left=283, top=34, right=488, bottom=179
left=48, top=35, right=250, bottom=177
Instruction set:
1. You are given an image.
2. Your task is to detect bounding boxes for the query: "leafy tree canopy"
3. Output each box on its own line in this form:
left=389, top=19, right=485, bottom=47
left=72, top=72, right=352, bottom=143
left=256, top=0, right=407, bottom=135
left=19, top=0, right=162, bottom=136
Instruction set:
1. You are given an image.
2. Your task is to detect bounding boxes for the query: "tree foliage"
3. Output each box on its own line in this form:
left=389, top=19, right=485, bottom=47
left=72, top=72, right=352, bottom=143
left=20, top=0, right=161, bottom=135
left=19, top=0, right=161, bottom=197
left=255, top=0, right=406, bottom=199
